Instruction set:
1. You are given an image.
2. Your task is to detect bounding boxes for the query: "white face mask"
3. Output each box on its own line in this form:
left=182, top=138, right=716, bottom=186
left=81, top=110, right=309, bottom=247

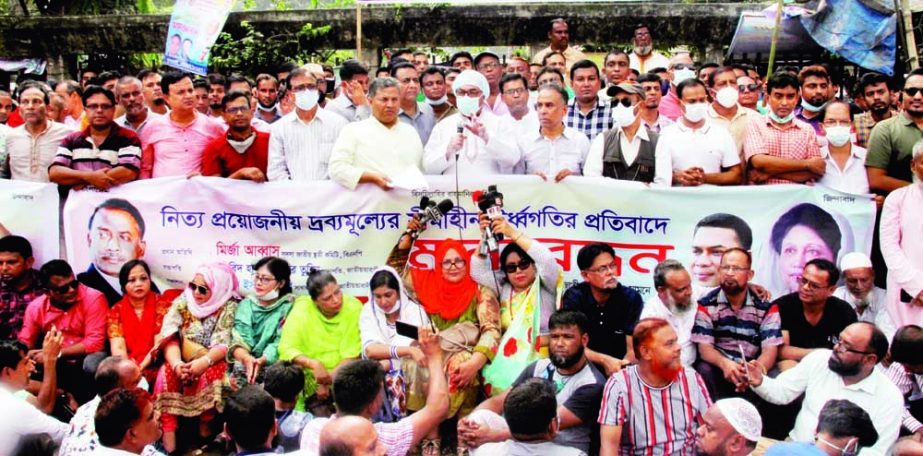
left=683, top=102, right=708, bottom=123
left=715, top=86, right=739, bottom=108
left=260, top=287, right=280, bottom=302
left=612, top=104, right=637, bottom=127
left=425, top=95, right=448, bottom=106
left=294, top=89, right=319, bottom=111
left=825, top=125, right=852, bottom=147
left=673, top=68, right=696, bottom=86
left=456, top=95, right=480, bottom=116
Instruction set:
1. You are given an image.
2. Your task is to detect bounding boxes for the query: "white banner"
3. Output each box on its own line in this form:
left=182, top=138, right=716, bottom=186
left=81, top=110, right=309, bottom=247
left=62, top=176, right=875, bottom=300
left=0, top=180, right=60, bottom=265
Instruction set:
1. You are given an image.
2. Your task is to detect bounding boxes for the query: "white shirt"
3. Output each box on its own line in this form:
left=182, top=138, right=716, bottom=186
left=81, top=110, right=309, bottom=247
left=60, top=395, right=101, bottom=455
left=653, top=120, right=740, bottom=187
left=516, top=125, right=591, bottom=176
left=476, top=440, right=587, bottom=456
left=328, top=115, right=424, bottom=190
left=267, top=108, right=347, bottom=182
left=629, top=51, right=670, bottom=73
left=584, top=125, right=650, bottom=177
left=752, top=349, right=902, bottom=456
left=833, top=286, right=895, bottom=339
left=326, top=94, right=371, bottom=122
left=423, top=110, right=519, bottom=176
left=500, top=109, right=540, bottom=142
left=0, top=384, right=69, bottom=455
left=818, top=144, right=871, bottom=195
left=5, top=121, right=73, bottom=182
left=641, top=295, right=698, bottom=366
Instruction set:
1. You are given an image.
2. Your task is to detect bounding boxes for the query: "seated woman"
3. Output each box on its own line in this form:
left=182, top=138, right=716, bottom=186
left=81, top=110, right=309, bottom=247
left=388, top=222, right=501, bottom=455
left=470, top=213, right=562, bottom=395
left=230, top=256, right=295, bottom=387
left=155, top=262, right=241, bottom=453
left=107, top=260, right=174, bottom=379
left=278, top=268, right=362, bottom=417
left=359, top=266, right=432, bottom=420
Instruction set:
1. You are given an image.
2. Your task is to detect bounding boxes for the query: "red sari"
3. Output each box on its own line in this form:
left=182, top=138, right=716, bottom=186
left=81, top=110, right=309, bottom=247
left=107, top=291, right=176, bottom=364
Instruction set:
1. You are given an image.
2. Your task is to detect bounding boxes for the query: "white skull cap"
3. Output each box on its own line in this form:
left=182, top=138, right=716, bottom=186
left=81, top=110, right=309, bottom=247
left=840, top=252, right=873, bottom=271
left=715, top=398, right=762, bottom=442
left=452, top=70, right=489, bottom=98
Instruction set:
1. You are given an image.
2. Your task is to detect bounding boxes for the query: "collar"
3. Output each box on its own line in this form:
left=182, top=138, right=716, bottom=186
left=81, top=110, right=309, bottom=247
left=527, top=123, right=572, bottom=142
left=841, top=365, right=882, bottom=395
left=707, top=103, right=747, bottom=122
left=821, top=143, right=866, bottom=160
left=675, top=118, right=711, bottom=134
left=289, top=109, right=322, bottom=126
left=900, top=111, right=919, bottom=126
left=618, top=123, right=650, bottom=142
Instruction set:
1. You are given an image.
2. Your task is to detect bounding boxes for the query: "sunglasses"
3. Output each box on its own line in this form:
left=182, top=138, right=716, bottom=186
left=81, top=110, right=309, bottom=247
left=503, top=259, right=534, bottom=274
left=905, top=87, right=923, bottom=97
left=49, top=280, right=79, bottom=294
left=611, top=98, right=635, bottom=108
left=188, top=282, right=210, bottom=295
left=738, top=83, right=760, bottom=93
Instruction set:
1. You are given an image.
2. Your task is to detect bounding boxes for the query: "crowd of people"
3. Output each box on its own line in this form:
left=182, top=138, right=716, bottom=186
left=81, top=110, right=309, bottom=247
left=1, top=15, right=923, bottom=456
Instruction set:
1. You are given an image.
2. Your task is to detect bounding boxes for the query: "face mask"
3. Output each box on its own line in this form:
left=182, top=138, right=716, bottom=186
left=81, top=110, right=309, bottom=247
left=673, top=69, right=696, bottom=86
left=456, top=95, right=480, bottom=116
left=294, top=89, right=319, bottom=111
left=325, top=78, right=336, bottom=95
left=825, top=125, right=852, bottom=147
left=227, top=133, right=256, bottom=154
left=715, top=86, right=739, bottom=108
left=611, top=104, right=637, bottom=127
left=683, top=102, right=708, bottom=123
left=261, top=287, right=280, bottom=302
left=768, top=110, right=795, bottom=124
left=318, top=90, right=326, bottom=104
left=425, top=95, right=448, bottom=106
left=801, top=98, right=827, bottom=113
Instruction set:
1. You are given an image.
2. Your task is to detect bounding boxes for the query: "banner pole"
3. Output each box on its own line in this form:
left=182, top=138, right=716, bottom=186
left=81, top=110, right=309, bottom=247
left=356, top=4, right=363, bottom=60
left=765, top=0, right=784, bottom=80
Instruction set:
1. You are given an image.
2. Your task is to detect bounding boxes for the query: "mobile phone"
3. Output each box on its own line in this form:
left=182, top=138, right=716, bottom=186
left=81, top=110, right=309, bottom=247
left=395, top=321, right=420, bottom=340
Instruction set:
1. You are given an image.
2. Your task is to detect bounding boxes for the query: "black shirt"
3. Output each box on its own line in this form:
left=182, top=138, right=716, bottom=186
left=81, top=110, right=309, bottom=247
left=774, top=292, right=857, bottom=350
left=562, top=282, right=644, bottom=359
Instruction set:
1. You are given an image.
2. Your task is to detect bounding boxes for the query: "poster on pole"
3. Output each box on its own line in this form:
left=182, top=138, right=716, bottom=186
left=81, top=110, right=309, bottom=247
left=0, top=180, right=60, bottom=266
left=163, top=0, right=234, bottom=76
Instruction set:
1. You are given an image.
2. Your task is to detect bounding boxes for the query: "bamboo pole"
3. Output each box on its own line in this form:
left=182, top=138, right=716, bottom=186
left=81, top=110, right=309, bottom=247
left=356, top=4, right=363, bottom=60
left=765, top=0, right=785, bottom=79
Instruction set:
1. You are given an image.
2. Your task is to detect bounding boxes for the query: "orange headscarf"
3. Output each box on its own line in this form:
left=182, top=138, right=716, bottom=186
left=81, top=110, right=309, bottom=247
left=411, top=239, right=478, bottom=321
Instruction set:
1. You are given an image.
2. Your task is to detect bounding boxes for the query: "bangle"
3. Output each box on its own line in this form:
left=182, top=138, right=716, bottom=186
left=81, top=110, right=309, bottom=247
left=389, top=346, right=399, bottom=359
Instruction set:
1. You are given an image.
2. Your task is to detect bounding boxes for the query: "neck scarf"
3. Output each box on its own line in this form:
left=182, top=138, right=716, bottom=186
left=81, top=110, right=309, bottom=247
left=117, top=292, right=160, bottom=364
left=411, top=239, right=478, bottom=321
left=184, top=262, right=240, bottom=319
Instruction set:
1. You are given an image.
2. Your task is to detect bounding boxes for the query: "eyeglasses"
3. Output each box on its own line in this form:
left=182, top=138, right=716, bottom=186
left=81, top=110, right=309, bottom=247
left=671, top=64, right=695, bottom=71
left=586, top=263, right=618, bottom=275
left=503, top=87, right=527, bottom=96
left=188, top=282, right=210, bottom=295
left=719, top=265, right=749, bottom=273
left=738, top=83, right=760, bottom=93
left=398, top=77, right=420, bottom=85
left=225, top=106, right=250, bottom=115
left=477, top=62, right=500, bottom=71
left=833, top=340, right=873, bottom=356
left=254, top=275, right=277, bottom=285
left=503, top=259, right=534, bottom=274
left=441, top=258, right=467, bottom=270
left=904, top=87, right=923, bottom=97
left=291, top=84, right=317, bottom=93
left=611, top=98, right=636, bottom=108
left=85, top=103, right=114, bottom=111
left=49, top=279, right=79, bottom=294
left=798, top=276, right=828, bottom=291
left=823, top=119, right=851, bottom=127
left=455, top=88, right=482, bottom=97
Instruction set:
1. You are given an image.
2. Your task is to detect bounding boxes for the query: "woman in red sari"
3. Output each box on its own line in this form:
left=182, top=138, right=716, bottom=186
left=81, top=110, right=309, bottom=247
left=107, top=260, right=173, bottom=373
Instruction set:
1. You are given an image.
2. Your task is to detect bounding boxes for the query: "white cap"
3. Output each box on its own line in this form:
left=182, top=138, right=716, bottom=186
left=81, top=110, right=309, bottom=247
left=715, top=398, right=762, bottom=442
left=840, top=252, right=873, bottom=271
left=452, top=70, right=489, bottom=98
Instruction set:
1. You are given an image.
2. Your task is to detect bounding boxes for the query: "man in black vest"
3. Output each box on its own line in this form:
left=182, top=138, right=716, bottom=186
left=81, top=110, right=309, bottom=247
left=583, top=82, right=659, bottom=182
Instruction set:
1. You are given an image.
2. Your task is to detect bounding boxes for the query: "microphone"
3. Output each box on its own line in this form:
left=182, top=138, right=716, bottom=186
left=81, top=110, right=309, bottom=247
left=412, top=199, right=454, bottom=239
left=455, top=121, right=464, bottom=161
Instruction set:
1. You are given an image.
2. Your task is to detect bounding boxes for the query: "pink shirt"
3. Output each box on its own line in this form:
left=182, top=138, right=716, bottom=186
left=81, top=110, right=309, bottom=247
left=880, top=183, right=923, bottom=329
left=658, top=90, right=683, bottom=122
left=18, top=284, right=108, bottom=353
left=139, top=112, right=225, bottom=178
left=742, top=116, right=820, bottom=185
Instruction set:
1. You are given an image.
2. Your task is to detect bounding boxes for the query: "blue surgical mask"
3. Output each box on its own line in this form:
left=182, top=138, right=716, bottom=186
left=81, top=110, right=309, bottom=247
left=801, top=98, right=827, bottom=113
left=768, top=110, right=795, bottom=124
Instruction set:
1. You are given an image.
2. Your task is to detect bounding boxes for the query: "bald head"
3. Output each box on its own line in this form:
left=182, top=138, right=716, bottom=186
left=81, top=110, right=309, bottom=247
left=319, top=416, right=383, bottom=456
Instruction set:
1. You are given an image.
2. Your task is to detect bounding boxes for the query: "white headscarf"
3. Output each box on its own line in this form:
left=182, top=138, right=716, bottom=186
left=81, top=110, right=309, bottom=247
left=359, top=266, right=431, bottom=353
left=452, top=69, right=489, bottom=98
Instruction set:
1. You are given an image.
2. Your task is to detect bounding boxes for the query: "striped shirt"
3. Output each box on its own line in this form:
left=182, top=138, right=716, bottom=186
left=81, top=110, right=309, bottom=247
left=266, top=109, right=347, bottom=182
left=51, top=125, right=142, bottom=173
left=742, top=116, right=820, bottom=185
left=566, top=97, right=613, bottom=142
left=884, top=362, right=923, bottom=433
left=598, top=365, right=711, bottom=456
left=690, top=288, right=783, bottom=362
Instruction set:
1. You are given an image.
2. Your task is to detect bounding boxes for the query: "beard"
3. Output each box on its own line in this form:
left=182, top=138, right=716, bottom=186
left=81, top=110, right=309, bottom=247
left=551, top=345, right=585, bottom=369
left=634, top=44, right=652, bottom=56
left=650, top=356, right=682, bottom=382
left=667, top=293, right=693, bottom=315
left=828, top=354, right=862, bottom=377
left=721, top=278, right=746, bottom=296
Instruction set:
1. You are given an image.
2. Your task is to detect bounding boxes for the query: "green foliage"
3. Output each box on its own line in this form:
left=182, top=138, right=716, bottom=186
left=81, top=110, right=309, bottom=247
left=210, top=20, right=332, bottom=75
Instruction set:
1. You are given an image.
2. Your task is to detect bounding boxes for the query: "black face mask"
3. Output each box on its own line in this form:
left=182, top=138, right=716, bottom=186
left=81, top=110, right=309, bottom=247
left=325, top=78, right=336, bottom=95
left=318, top=90, right=326, bottom=104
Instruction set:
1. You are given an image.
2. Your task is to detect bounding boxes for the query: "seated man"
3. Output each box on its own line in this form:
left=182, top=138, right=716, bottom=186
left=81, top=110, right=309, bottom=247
left=599, top=318, right=712, bottom=456
left=201, top=90, right=270, bottom=181
left=774, top=259, right=857, bottom=369
left=765, top=399, right=879, bottom=456
left=300, top=327, right=448, bottom=456
left=834, top=252, right=894, bottom=339
left=59, top=355, right=144, bottom=455
left=469, top=378, right=586, bottom=456
left=19, top=260, right=108, bottom=404
left=745, top=322, right=902, bottom=455
left=695, top=398, right=762, bottom=456
left=225, top=385, right=278, bottom=455
left=318, top=416, right=384, bottom=456
left=563, top=243, right=644, bottom=376
left=692, top=248, right=782, bottom=398
left=94, top=387, right=161, bottom=455
left=642, top=259, right=697, bottom=366
left=263, top=361, right=312, bottom=453
left=0, top=235, right=45, bottom=342
left=458, top=311, right=605, bottom=454
left=0, top=340, right=69, bottom=455
left=884, top=325, right=923, bottom=441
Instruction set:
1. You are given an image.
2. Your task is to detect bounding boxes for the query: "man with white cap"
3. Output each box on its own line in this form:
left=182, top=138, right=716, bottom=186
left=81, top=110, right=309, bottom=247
left=423, top=69, right=519, bottom=176
left=696, top=398, right=762, bottom=456
left=835, top=252, right=895, bottom=339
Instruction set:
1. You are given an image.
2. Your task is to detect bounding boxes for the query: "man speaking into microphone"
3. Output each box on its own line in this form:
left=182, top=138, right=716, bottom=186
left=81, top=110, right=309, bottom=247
left=423, top=70, right=520, bottom=176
